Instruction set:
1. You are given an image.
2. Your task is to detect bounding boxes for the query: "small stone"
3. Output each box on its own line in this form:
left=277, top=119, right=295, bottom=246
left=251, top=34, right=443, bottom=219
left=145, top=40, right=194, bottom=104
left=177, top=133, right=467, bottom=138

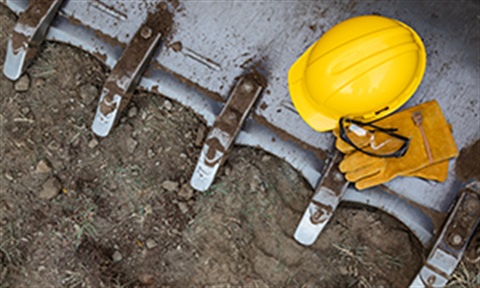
left=5, top=173, right=14, bottom=182
left=163, top=100, right=173, bottom=111
left=138, top=274, right=154, bottom=286
left=178, top=184, right=194, bottom=201
left=112, top=251, right=122, bottom=262
left=34, top=78, right=46, bottom=87
left=224, top=166, right=232, bottom=177
left=147, top=148, right=155, bottom=159
left=177, top=202, right=189, bottom=214
left=126, top=138, right=138, bottom=154
left=162, top=180, right=179, bottom=192
left=128, top=106, right=138, bottom=118
left=88, top=138, right=99, bottom=149
left=39, top=176, right=62, bottom=200
left=21, top=106, right=30, bottom=115
left=78, top=84, right=98, bottom=105
left=339, top=266, right=349, bottom=275
left=194, top=125, right=207, bottom=147
left=146, top=238, right=157, bottom=249
left=261, top=155, right=272, bottom=162
left=14, top=74, right=30, bottom=92
left=35, top=159, right=52, bottom=174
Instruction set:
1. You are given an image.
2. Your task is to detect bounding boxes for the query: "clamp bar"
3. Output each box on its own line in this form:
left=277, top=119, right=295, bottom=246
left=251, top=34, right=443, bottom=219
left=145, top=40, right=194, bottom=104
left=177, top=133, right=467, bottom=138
left=92, top=9, right=167, bottom=137
left=294, top=151, right=349, bottom=246
left=190, top=73, right=265, bottom=191
left=410, top=181, right=480, bottom=287
left=3, top=0, right=64, bottom=80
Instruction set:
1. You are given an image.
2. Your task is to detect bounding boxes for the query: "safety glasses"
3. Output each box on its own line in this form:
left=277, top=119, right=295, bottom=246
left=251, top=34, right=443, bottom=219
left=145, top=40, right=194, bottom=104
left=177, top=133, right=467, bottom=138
left=339, top=117, right=410, bottom=158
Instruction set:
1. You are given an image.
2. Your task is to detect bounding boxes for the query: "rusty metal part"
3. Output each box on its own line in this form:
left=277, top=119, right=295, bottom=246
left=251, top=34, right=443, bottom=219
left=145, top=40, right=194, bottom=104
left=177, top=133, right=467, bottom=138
left=91, top=9, right=165, bottom=137
left=294, top=151, right=349, bottom=245
left=410, top=181, right=480, bottom=287
left=3, top=0, right=64, bottom=80
left=190, top=73, right=265, bottom=191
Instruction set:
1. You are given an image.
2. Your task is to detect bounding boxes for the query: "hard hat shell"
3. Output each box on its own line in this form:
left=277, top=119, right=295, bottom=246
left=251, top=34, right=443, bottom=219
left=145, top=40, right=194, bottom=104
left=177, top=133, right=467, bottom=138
left=288, top=15, right=427, bottom=132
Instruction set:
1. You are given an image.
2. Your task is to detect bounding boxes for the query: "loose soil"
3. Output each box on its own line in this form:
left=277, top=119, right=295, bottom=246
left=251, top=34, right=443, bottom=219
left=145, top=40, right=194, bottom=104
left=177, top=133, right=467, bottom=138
left=456, top=139, right=480, bottom=182
left=1, top=5, right=478, bottom=288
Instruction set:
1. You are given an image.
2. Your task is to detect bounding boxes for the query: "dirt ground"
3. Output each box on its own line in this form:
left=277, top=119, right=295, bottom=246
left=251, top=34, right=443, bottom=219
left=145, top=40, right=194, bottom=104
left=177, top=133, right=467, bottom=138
left=0, top=5, right=478, bottom=288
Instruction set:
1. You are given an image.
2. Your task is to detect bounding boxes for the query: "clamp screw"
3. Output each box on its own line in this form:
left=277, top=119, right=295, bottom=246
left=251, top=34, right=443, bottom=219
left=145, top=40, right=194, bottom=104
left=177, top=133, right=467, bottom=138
left=141, top=27, right=152, bottom=39
left=242, top=81, right=254, bottom=93
left=451, top=234, right=463, bottom=246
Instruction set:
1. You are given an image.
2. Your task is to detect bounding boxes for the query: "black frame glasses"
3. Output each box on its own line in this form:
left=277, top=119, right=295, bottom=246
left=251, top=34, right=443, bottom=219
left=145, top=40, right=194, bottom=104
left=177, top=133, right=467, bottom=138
left=339, top=117, right=410, bottom=158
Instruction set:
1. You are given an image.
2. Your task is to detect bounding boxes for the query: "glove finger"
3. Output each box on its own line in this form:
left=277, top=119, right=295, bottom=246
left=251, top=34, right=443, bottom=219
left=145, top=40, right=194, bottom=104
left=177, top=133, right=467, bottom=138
left=345, top=160, right=385, bottom=182
left=335, top=137, right=357, bottom=154
left=339, top=152, right=378, bottom=173
left=333, top=128, right=356, bottom=154
left=355, top=172, right=394, bottom=190
left=404, top=160, right=449, bottom=182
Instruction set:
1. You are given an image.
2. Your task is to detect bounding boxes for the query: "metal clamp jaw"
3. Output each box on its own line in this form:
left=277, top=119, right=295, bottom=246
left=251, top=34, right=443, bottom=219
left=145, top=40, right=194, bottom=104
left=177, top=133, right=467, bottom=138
left=92, top=15, right=165, bottom=137
left=410, top=181, right=480, bottom=287
left=294, top=151, right=349, bottom=245
left=3, top=0, right=64, bottom=80
left=190, top=73, right=265, bottom=192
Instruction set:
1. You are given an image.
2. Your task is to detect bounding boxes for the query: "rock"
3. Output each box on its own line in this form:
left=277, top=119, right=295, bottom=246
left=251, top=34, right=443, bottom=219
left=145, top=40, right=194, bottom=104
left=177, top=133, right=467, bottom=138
left=78, top=84, right=98, bottom=105
left=88, top=138, right=99, bottom=149
left=112, top=251, right=122, bottom=262
left=163, top=100, right=173, bottom=111
left=126, top=138, right=138, bottom=154
left=35, top=159, right=52, bottom=174
left=146, top=238, right=157, bottom=249
left=261, top=155, right=272, bottom=162
left=339, top=265, right=349, bottom=275
left=128, top=106, right=138, bottom=118
left=162, top=180, right=179, bottom=192
left=147, top=148, right=155, bottom=159
left=178, top=184, right=194, bottom=201
left=177, top=202, right=189, bottom=214
left=4, top=173, right=14, bottom=182
left=138, top=274, right=154, bottom=286
left=14, top=74, right=30, bottom=92
left=39, top=176, right=62, bottom=200
left=194, top=125, right=207, bottom=147
left=21, top=107, right=30, bottom=115
left=34, top=78, right=46, bottom=87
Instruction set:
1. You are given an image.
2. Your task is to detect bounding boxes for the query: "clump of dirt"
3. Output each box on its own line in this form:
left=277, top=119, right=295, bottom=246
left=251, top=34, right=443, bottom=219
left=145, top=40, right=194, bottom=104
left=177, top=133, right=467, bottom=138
left=455, top=139, right=480, bottom=182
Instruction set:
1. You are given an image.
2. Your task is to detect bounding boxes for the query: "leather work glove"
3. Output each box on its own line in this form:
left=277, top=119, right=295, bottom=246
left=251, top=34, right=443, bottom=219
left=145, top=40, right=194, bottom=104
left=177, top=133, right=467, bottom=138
left=333, top=128, right=449, bottom=182
left=333, top=100, right=458, bottom=190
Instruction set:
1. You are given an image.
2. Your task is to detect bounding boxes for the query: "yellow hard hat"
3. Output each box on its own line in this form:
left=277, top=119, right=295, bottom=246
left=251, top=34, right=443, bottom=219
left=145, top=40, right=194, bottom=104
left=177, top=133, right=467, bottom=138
left=288, top=15, right=426, bottom=132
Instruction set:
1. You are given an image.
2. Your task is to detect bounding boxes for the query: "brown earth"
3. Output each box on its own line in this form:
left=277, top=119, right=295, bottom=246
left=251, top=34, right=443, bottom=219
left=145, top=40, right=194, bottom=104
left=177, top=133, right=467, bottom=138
left=0, top=5, right=478, bottom=288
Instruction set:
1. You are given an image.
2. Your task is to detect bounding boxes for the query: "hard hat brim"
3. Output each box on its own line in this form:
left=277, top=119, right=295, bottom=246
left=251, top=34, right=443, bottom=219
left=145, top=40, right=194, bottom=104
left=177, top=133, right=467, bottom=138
left=288, top=44, right=337, bottom=132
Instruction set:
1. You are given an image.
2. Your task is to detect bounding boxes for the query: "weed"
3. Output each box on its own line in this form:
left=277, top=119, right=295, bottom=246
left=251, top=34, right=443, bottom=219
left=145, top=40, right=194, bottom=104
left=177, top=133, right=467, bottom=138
left=332, top=242, right=367, bottom=264
left=447, top=261, right=480, bottom=288
left=61, top=270, right=85, bottom=288
left=200, top=182, right=229, bottom=201
left=375, top=249, right=403, bottom=269
left=75, top=205, right=98, bottom=249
